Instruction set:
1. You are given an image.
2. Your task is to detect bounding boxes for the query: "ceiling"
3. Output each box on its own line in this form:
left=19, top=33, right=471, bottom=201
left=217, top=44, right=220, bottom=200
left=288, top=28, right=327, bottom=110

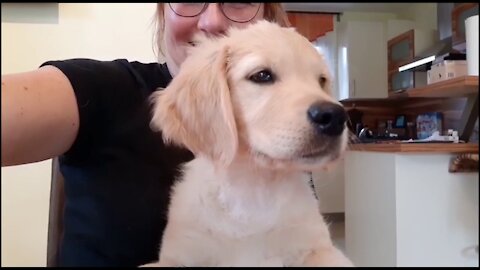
left=282, top=3, right=412, bottom=14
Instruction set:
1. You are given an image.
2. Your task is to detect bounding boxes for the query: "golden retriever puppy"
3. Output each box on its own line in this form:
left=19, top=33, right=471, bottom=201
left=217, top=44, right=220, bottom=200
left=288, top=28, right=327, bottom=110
left=147, top=20, right=352, bottom=267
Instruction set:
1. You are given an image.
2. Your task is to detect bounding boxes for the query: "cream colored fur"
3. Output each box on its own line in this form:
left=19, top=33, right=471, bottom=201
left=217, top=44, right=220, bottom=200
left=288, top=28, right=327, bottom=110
left=147, top=20, right=353, bottom=267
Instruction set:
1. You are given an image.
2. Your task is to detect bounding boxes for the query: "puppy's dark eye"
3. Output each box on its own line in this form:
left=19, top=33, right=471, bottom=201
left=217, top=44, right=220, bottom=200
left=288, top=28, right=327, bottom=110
left=249, top=69, right=275, bottom=84
left=319, top=76, right=327, bottom=88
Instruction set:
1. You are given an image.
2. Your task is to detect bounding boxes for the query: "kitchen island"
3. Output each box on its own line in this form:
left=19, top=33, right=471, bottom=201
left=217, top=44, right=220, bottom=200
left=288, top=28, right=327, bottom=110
left=344, top=143, right=479, bottom=267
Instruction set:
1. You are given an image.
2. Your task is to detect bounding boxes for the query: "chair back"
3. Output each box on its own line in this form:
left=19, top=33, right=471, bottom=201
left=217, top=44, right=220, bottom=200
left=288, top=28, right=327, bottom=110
left=46, top=157, right=65, bottom=267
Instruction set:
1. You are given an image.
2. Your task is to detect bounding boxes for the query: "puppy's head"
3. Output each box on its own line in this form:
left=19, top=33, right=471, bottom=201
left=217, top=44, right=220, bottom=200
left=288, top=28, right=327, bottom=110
left=150, top=20, right=347, bottom=171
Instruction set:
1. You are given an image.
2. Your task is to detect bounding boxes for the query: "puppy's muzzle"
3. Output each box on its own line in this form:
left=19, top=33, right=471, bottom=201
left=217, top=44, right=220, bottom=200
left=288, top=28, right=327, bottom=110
left=307, top=102, right=347, bottom=137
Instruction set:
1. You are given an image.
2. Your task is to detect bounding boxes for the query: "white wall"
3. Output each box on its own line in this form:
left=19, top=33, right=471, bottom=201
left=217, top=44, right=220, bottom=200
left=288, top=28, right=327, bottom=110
left=1, top=3, right=161, bottom=267
left=396, top=3, right=437, bottom=31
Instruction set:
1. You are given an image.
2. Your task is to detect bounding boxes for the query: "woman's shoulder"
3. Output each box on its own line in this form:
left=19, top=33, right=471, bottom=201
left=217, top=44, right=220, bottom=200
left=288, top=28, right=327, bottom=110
left=126, top=60, right=173, bottom=89
left=41, top=58, right=172, bottom=90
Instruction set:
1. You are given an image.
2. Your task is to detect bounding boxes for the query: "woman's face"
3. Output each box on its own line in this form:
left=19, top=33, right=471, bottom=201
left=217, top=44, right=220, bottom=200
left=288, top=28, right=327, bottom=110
left=163, top=3, right=265, bottom=76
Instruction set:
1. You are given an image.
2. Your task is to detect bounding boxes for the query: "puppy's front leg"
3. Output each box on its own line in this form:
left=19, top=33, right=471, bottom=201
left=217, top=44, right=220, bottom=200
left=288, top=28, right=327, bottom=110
left=301, top=246, right=354, bottom=267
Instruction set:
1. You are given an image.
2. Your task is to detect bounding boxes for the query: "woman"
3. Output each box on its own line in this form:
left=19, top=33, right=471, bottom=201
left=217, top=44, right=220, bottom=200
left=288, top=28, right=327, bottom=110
left=1, top=3, right=290, bottom=267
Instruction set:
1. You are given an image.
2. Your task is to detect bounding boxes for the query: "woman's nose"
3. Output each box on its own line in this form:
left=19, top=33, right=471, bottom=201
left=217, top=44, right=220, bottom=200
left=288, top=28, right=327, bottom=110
left=197, top=3, right=229, bottom=37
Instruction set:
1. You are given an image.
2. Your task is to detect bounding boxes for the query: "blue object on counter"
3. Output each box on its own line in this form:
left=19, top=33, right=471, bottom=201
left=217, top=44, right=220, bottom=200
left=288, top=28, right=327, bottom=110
left=416, top=112, right=443, bottom=139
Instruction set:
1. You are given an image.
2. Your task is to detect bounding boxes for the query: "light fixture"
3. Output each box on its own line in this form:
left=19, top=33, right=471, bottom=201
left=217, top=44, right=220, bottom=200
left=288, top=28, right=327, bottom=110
left=398, top=55, right=436, bottom=72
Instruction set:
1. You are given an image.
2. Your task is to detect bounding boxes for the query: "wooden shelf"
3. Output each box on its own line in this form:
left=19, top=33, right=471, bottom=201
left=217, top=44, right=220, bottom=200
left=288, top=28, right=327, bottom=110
left=388, top=76, right=478, bottom=99
left=348, top=143, right=479, bottom=153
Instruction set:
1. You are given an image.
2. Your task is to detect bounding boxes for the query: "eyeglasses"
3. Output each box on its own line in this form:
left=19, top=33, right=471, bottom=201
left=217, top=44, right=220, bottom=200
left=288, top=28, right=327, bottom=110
left=168, top=3, right=261, bottom=23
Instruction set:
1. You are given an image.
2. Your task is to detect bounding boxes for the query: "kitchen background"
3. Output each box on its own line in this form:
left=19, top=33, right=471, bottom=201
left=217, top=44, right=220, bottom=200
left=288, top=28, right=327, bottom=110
left=286, top=3, right=478, bottom=267
left=2, top=3, right=478, bottom=267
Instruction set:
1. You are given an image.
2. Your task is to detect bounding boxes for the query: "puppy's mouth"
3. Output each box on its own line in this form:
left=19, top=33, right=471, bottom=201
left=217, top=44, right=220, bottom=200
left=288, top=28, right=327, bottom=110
left=300, top=149, right=329, bottom=159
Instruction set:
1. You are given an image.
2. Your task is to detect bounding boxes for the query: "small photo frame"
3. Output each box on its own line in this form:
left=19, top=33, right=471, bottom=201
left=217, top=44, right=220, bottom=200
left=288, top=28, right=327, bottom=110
left=394, top=114, right=406, bottom=129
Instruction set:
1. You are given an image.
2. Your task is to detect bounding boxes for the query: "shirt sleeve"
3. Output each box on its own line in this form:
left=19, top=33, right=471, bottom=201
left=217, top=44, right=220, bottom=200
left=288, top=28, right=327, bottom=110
left=39, top=58, right=152, bottom=159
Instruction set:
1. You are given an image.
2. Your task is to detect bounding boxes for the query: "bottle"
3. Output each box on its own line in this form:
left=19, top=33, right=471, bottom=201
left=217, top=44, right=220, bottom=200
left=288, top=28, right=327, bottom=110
left=385, top=120, right=393, bottom=138
left=406, top=122, right=415, bottom=139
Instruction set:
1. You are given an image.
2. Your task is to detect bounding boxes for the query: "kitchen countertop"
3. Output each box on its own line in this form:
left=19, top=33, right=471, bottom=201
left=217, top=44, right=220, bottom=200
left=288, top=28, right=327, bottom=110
left=347, top=142, right=479, bottom=153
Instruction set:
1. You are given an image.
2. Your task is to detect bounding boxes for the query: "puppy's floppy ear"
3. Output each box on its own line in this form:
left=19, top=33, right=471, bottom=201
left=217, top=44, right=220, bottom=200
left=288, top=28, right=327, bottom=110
left=150, top=44, right=238, bottom=165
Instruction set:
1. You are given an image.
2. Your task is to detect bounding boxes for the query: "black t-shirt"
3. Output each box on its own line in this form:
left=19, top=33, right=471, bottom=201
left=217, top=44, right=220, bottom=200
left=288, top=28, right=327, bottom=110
left=40, top=59, right=194, bottom=267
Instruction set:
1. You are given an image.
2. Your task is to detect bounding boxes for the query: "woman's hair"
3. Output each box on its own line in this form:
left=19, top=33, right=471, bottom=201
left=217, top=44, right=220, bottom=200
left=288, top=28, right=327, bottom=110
left=151, top=3, right=291, bottom=62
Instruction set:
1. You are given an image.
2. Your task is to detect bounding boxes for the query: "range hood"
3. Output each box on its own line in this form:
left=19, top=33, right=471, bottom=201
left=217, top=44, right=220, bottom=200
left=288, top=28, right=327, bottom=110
left=398, top=3, right=463, bottom=72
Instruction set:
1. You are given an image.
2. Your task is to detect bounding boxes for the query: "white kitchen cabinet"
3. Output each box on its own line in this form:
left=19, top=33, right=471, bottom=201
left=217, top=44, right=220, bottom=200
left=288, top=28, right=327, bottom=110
left=313, top=31, right=339, bottom=100
left=336, top=21, right=388, bottom=100
left=344, top=151, right=479, bottom=267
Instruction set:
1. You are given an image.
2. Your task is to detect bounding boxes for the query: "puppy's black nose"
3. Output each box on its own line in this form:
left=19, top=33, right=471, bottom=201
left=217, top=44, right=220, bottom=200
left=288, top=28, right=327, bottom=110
left=307, top=102, right=347, bottom=136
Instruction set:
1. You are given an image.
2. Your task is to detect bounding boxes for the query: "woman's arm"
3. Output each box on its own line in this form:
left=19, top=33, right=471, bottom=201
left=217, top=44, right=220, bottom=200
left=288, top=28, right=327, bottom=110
left=1, top=65, right=80, bottom=166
